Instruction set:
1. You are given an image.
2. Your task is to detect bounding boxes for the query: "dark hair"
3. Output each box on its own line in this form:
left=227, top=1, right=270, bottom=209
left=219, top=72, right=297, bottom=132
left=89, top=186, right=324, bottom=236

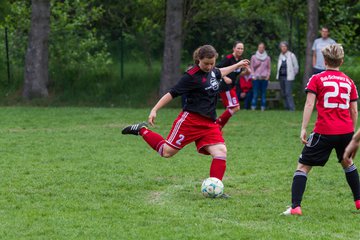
left=233, top=41, right=243, bottom=48
left=321, top=26, right=329, bottom=31
left=193, top=45, right=218, bottom=64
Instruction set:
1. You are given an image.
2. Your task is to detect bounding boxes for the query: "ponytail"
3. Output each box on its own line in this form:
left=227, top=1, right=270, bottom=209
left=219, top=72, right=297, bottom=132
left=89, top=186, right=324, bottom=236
left=193, top=47, right=201, bottom=65
left=192, top=45, right=218, bottom=65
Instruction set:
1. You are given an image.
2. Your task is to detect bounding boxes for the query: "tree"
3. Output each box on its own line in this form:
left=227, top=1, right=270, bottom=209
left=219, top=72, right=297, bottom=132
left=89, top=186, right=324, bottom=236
left=303, top=0, right=318, bottom=88
left=159, top=0, right=183, bottom=97
left=23, top=0, right=50, bottom=99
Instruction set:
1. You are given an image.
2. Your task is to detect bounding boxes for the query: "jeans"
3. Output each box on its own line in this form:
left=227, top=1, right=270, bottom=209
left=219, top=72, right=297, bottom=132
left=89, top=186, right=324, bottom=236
left=279, top=76, right=295, bottom=111
left=237, top=90, right=253, bottom=110
left=243, top=91, right=253, bottom=110
left=236, top=84, right=253, bottom=110
left=251, top=79, right=268, bottom=109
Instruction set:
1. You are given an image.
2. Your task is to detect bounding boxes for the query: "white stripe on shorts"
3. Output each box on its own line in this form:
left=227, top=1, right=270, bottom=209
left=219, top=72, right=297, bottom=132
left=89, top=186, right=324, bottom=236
left=168, top=111, right=189, bottom=144
left=225, top=90, right=237, bottom=107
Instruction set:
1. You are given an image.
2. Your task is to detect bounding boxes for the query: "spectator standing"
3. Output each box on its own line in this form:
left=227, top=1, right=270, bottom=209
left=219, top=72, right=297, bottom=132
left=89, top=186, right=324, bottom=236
left=276, top=41, right=299, bottom=111
left=312, top=26, right=336, bottom=74
left=250, top=43, right=271, bottom=111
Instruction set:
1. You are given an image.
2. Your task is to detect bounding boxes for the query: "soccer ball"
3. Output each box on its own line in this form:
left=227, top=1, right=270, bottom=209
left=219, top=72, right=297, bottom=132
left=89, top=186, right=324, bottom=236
left=201, top=177, right=224, bottom=198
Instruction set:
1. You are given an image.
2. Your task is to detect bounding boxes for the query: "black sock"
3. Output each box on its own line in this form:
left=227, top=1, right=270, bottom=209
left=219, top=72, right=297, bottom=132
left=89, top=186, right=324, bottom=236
left=291, top=170, right=308, bottom=209
left=344, top=164, right=360, bottom=201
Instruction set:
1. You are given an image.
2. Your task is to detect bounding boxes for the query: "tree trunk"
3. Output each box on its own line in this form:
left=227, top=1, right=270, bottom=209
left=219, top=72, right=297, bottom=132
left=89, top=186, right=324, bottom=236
left=159, top=0, right=183, bottom=97
left=303, top=0, right=318, bottom=88
left=23, top=0, right=50, bottom=99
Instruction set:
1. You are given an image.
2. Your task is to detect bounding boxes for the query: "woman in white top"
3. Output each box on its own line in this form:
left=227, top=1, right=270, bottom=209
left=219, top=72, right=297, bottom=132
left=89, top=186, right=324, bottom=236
left=276, top=41, right=299, bottom=111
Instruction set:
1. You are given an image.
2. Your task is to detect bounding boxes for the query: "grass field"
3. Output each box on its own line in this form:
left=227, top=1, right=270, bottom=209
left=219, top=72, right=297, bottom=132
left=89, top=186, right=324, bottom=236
left=1, top=107, right=360, bottom=239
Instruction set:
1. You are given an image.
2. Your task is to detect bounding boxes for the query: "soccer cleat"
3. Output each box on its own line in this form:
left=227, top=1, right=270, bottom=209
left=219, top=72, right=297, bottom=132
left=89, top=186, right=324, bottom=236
left=219, top=193, right=231, bottom=199
left=282, top=206, right=302, bottom=216
left=121, top=122, right=148, bottom=135
left=355, top=200, right=360, bottom=210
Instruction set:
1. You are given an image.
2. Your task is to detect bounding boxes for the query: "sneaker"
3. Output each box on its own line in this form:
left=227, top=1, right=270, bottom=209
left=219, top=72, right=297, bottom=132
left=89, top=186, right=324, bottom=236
left=355, top=200, right=360, bottom=210
left=282, top=206, right=302, bottom=216
left=219, top=193, right=231, bottom=199
left=121, top=122, right=148, bottom=135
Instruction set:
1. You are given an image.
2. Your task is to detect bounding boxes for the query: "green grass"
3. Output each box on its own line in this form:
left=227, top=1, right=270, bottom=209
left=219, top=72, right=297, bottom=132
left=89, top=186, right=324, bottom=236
left=0, top=107, right=360, bottom=239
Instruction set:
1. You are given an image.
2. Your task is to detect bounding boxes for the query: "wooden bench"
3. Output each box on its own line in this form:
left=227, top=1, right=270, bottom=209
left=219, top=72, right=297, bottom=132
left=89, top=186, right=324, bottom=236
left=266, top=81, right=282, bottom=109
left=218, top=81, right=282, bottom=109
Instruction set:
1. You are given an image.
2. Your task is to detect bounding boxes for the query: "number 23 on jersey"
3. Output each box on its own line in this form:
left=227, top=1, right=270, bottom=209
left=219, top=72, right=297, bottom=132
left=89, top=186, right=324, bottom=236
left=323, top=81, right=351, bottom=109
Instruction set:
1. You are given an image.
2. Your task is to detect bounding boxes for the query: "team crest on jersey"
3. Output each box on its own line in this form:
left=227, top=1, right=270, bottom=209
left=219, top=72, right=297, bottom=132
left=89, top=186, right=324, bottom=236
left=209, top=78, right=219, bottom=90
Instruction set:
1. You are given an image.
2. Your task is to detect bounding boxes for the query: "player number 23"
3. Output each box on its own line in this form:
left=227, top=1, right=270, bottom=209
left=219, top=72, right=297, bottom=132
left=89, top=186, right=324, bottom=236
left=323, top=81, right=351, bottom=109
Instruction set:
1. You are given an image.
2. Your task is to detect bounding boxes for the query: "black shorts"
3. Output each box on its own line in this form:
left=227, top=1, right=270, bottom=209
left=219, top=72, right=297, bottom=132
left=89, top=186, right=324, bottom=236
left=299, top=132, right=354, bottom=166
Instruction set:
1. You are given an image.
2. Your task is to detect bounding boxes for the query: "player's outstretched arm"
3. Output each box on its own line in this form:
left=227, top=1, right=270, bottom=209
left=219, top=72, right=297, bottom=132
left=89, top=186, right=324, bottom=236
left=219, top=59, right=250, bottom=77
left=223, top=76, right=232, bottom=84
left=300, top=93, right=316, bottom=144
left=344, top=130, right=360, bottom=163
left=148, top=93, right=173, bottom=126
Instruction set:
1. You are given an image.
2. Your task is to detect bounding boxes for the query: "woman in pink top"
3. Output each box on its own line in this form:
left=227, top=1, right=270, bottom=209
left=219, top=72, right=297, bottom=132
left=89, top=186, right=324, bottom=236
left=250, top=43, right=271, bottom=111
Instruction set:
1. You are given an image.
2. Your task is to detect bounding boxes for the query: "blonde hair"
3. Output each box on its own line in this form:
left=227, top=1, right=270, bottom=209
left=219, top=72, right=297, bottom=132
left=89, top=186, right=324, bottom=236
left=321, top=44, right=344, bottom=68
left=192, top=45, right=218, bottom=64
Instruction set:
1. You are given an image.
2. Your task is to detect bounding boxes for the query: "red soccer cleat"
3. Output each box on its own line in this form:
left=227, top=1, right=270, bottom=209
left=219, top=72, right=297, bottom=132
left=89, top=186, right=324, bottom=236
left=282, top=206, right=302, bottom=216
left=355, top=200, right=360, bottom=210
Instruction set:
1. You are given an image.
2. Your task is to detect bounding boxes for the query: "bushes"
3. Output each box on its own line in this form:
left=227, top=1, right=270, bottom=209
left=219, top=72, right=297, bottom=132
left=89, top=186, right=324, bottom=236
left=0, top=0, right=359, bottom=107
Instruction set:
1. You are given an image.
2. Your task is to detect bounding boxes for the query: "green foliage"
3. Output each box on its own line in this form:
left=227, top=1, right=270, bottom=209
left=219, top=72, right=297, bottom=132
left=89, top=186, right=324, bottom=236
left=49, top=0, right=112, bottom=97
left=1, top=0, right=112, bottom=98
left=0, top=0, right=359, bottom=105
left=0, top=0, right=10, bottom=24
left=94, top=0, right=165, bottom=65
left=182, top=0, right=307, bottom=58
left=319, top=0, right=360, bottom=55
left=1, top=107, right=360, bottom=238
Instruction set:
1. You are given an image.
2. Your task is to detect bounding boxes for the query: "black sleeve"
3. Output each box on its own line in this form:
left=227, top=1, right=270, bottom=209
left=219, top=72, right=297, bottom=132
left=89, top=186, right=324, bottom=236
left=213, top=68, right=229, bottom=92
left=169, top=73, right=196, bottom=98
left=218, top=79, right=229, bottom=92
left=213, top=68, right=221, bottom=79
left=216, top=57, right=230, bottom=68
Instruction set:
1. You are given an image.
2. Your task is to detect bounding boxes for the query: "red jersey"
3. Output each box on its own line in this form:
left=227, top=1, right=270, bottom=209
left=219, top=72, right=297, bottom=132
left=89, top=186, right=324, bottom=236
left=239, top=75, right=252, bottom=93
left=306, top=70, right=358, bottom=135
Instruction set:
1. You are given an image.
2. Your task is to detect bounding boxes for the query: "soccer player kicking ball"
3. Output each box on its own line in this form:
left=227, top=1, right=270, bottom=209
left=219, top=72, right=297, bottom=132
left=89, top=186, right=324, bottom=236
left=283, top=44, right=359, bottom=216
left=215, top=41, right=249, bottom=129
left=122, top=45, right=250, bottom=197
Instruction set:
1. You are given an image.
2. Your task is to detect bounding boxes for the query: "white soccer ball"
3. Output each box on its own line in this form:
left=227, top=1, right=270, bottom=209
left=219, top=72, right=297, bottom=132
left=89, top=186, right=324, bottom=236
left=201, top=177, right=224, bottom=198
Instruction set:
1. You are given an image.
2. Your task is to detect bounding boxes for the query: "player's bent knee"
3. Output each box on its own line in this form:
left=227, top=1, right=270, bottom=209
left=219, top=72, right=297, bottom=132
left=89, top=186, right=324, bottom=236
left=231, top=106, right=240, bottom=112
left=206, top=144, right=227, bottom=158
left=162, top=144, right=179, bottom=158
left=341, top=159, right=354, bottom=168
left=296, top=163, right=312, bottom=174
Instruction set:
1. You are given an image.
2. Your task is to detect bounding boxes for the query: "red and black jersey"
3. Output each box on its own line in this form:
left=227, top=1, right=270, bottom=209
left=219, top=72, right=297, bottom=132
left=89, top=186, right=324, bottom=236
left=306, top=70, right=358, bottom=135
left=216, top=54, right=243, bottom=88
left=169, top=65, right=227, bottom=121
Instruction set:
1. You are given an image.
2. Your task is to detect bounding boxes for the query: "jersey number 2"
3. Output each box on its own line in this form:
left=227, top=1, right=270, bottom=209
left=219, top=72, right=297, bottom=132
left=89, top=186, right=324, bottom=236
left=323, top=81, right=351, bottom=109
left=176, top=134, right=185, bottom=145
